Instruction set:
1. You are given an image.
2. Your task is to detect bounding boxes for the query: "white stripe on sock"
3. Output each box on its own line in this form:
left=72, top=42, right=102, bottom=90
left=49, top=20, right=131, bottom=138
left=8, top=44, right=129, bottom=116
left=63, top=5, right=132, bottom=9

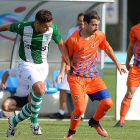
left=32, top=93, right=42, bottom=100
left=31, top=114, right=38, bottom=118
left=20, top=112, right=27, bottom=119
left=23, top=107, right=31, bottom=116
left=15, top=115, right=20, bottom=122
left=31, top=107, right=40, bottom=112
left=31, top=99, right=42, bottom=106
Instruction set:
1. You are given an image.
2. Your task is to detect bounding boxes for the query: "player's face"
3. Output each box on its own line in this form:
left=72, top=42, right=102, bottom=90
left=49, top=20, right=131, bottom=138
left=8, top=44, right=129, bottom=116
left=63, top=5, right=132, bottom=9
left=77, top=15, right=84, bottom=29
left=87, top=19, right=100, bottom=35
left=37, top=21, right=52, bottom=33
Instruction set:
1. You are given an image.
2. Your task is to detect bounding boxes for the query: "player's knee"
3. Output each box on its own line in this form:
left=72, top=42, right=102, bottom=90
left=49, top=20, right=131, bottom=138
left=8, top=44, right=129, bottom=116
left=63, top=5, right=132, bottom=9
left=78, top=108, right=85, bottom=116
left=75, top=104, right=86, bottom=116
left=1, top=101, right=9, bottom=111
left=105, top=99, right=113, bottom=109
left=101, top=98, right=113, bottom=109
left=32, top=82, right=45, bottom=95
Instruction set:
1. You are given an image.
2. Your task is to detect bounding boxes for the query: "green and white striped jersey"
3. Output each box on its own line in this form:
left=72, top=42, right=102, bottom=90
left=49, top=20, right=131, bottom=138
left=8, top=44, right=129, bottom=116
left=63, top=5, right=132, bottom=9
left=10, top=21, right=61, bottom=64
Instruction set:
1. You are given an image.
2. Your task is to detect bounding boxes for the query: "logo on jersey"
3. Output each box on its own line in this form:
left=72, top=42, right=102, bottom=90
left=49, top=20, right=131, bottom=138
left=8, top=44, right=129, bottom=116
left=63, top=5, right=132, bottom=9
left=25, top=44, right=48, bottom=51
left=18, top=24, right=20, bottom=29
left=23, top=34, right=32, bottom=38
left=74, top=95, right=78, bottom=101
left=45, top=34, right=52, bottom=41
left=45, top=34, right=51, bottom=38
left=91, top=43, right=95, bottom=48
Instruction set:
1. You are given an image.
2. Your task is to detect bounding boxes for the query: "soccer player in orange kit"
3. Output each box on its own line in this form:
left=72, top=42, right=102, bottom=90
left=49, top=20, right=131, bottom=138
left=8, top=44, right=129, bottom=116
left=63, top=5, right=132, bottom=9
left=55, top=10, right=126, bottom=138
left=114, top=23, right=140, bottom=127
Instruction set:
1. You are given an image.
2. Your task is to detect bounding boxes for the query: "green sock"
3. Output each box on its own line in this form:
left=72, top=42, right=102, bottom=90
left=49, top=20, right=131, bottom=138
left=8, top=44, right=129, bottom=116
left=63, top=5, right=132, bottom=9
left=31, top=92, right=43, bottom=124
left=13, top=103, right=31, bottom=127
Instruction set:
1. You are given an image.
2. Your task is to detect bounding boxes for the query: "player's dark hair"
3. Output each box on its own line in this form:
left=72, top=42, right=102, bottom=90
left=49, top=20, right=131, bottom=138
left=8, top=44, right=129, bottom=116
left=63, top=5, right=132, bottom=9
left=77, top=13, right=84, bottom=20
left=35, top=9, right=53, bottom=23
left=84, top=10, right=100, bottom=24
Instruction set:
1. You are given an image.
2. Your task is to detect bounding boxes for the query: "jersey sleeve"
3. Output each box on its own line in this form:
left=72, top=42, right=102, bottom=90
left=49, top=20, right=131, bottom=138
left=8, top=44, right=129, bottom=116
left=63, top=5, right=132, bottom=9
left=8, top=67, right=18, bottom=77
left=129, top=27, right=136, bottom=43
left=99, top=34, right=109, bottom=50
left=10, top=21, right=25, bottom=35
left=52, top=24, right=62, bottom=44
left=61, top=37, right=74, bottom=61
left=65, top=37, right=74, bottom=58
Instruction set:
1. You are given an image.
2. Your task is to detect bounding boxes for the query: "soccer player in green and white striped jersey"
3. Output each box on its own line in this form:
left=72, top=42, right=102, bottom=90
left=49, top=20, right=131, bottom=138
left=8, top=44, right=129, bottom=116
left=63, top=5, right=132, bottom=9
left=0, top=9, right=70, bottom=137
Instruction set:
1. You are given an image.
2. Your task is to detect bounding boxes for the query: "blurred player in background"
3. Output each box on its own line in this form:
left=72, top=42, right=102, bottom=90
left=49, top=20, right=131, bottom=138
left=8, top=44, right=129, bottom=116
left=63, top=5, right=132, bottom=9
left=1, top=67, right=30, bottom=112
left=114, top=23, right=140, bottom=127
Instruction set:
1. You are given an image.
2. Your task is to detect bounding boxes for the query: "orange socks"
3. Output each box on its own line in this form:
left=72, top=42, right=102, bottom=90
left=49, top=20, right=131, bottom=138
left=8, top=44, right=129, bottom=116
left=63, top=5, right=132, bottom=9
left=93, top=98, right=113, bottom=121
left=69, top=98, right=113, bottom=130
left=120, top=96, right=132, bottom=123
left=70, top=104, right=86, bottom=130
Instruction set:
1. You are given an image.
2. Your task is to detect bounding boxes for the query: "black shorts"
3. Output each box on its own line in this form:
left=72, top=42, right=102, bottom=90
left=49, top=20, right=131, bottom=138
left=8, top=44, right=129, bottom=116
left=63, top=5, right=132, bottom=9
left=8, top=96, right=29, bottom=107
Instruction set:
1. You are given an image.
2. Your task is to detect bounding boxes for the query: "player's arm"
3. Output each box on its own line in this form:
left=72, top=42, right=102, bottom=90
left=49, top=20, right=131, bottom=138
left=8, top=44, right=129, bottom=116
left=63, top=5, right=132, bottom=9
left=52, top=24, right=70, bottom=67
left=60, top=36, right=74, bottom=74
left=60, top=59, right=67, bottom=74
left=105, top=46, right=126, bottom=75
left=0, top=24, right=11, bottom=31
left=105, top=46, right=119, bottom=66
left=0, top=71, right=9, bottom=90
left=125, top=27, right=136, bottom=71
left=57, top=39, right=71, bottom=67
left=99, top=33, right=126, bottom=75
left=126, top=42, right=134, bottom=71
left=54, top=60, right=66, bottom=85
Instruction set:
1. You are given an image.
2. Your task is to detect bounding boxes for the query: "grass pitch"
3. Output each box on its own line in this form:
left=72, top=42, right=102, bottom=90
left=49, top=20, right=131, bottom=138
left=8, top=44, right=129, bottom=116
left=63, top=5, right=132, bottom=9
left=0, top=67, right=132, bottom=139
left=0, top=119, right=140, bottom=140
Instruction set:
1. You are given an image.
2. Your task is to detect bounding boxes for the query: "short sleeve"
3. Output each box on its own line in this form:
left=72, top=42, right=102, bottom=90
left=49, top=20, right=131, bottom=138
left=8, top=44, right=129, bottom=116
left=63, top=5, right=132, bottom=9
left=9, top=67, right=18, bottom=77
left=99, top=34, right=109, bottom=50
left=61, top=37, right=74, bottom=61
left=129, top=27, right=136, bottom=43
left=52, top=24, right=62, bottom=44
left=10, top=21, right=25, bottom=34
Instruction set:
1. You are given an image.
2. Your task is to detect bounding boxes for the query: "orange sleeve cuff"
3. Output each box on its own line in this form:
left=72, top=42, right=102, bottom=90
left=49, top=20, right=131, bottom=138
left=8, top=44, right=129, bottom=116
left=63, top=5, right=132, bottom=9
left=130, top=38, right=136, bottom=44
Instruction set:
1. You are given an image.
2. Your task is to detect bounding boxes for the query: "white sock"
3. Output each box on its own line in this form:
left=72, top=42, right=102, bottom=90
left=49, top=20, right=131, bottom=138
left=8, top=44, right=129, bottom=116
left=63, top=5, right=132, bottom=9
left=81, top=114, right=84, bottom=118
left=59, top=110, right=65, bottom=115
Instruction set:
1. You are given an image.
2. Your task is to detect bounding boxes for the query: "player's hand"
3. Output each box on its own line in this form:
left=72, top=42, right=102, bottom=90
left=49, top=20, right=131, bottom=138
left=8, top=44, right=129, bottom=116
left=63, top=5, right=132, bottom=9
left=65, top=64, right=71, bottom=74
left=0, top=83, right=6, bottom=90
left=126, top=63, right=132, bottom=71
left=54, top=72, right=64, bottom=85
left=116, top=63, right=127, bottom=75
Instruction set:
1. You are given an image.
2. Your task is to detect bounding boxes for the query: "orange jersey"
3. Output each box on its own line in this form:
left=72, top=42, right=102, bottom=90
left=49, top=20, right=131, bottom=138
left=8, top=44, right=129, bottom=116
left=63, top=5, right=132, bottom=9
left=64, top=29, right=109, bottom=77
left=129, top=23, right=140, bottom=67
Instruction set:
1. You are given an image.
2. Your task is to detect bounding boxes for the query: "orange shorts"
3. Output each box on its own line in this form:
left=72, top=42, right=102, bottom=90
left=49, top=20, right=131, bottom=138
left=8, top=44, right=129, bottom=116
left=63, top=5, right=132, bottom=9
left=67, top=75, right=110, bottom=107
left=127, top=66, right=140, bottom=87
